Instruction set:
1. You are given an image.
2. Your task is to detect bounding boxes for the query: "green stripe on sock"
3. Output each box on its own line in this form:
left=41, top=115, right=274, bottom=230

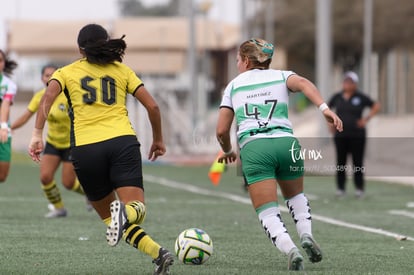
left=255, top=201, right=279, bottom=214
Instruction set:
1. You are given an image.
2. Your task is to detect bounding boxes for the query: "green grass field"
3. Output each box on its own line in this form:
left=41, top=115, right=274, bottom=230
left=1, top=153, right=413, bottom=274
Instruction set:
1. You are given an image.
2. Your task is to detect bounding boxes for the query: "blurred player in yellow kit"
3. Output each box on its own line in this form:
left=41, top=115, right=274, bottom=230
left=12, top=64, right=88, bottom=218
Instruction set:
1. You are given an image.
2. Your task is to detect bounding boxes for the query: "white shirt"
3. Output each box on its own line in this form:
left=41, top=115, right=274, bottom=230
left=0, top=74, right=17, bottom=103
left=0, top=74, right=17, bottom=136
left=220, top=69, right=295, bottom=148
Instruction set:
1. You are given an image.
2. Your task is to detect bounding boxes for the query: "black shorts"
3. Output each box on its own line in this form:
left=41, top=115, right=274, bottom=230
left=44, top=142, right=71, bottom=162
left=71, top=135, right=143, bottom=201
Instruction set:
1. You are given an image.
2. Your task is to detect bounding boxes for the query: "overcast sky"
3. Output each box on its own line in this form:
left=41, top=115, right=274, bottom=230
left=2, top=0, right=118, bottom=20
left=0, top=0, right=240, bottom=22
left=0, top=0, right=241, bottom=49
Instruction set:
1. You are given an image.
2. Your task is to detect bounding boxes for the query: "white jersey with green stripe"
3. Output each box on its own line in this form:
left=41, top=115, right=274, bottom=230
left=220, top=69, right=295, bottom=148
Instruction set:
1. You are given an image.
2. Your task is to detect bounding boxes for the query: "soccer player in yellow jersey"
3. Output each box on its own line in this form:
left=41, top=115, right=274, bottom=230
left=12, top=64, right=86, bottom=218
left=29, top=24, right=173, bottom=275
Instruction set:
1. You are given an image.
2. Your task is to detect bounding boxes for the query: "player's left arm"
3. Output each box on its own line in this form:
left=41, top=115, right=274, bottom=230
left=29, top=79, right=61, bottom=161
left=287, top=74, right=343, bottom=132
left=0, top=99, right=11, bottom=143
left=133, top=85, right=165, bottom=161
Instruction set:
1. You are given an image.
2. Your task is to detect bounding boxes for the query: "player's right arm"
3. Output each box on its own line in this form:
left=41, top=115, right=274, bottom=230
left=133, top=85, right=165, bottom=161
left=12, top=91, right=43, bottom=130
left=29, top=80, right=62, bottom=162
left=11, top=110, right=34, bottom=130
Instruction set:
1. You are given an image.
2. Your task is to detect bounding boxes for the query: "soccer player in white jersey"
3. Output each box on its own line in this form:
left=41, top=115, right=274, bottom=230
left=0, top=49, right=18, bottom=183
left=216, top=38, right=343, bottom=271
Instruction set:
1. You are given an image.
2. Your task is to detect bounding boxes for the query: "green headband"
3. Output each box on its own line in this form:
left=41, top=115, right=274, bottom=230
left=250, top=39, right=274, bottom=58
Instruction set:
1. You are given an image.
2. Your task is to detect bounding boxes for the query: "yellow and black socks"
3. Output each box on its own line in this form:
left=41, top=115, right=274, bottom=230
left=70, top=179, right=85, bottom=195
left=102, top=201, right=159, bottom=259
left=125, top=200, right=146, bottom=224
left=42, top=180, right=64, bottom=209
left=123, top=201, right=159, bottom=258
left=103, top=217, right=111, bottom=226
left=123, top=223, right=161, bottom=259
left=102, top=218, right=160, bottom=258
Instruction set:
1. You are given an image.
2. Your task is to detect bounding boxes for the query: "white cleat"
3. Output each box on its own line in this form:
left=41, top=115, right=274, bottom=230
left=106, top=200, right=127, bottom=246
left=45, top=204, right=67, bottom=218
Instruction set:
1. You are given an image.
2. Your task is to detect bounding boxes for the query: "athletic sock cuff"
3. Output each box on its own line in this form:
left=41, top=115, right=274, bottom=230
left=42, top=180, right=56, bottom=190
left=284, top=192, right=304, bottom=201
left=255, top=201, right=279, bottom=215
left=103, top=217, right=111, bottom=226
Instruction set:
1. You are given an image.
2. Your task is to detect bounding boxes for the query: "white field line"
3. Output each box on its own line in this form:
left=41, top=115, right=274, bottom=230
left=388, top=210, right=414, bottom=219
left=145, top=174, right=414, bottom=242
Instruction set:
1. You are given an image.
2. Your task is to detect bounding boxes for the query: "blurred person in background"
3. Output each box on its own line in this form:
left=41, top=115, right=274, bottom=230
left=28, top=24, right=173, bottom=275
left=328, top=71, right=380, bottom=198
left=216, top=38, right=343, bottom=271
left=0, top=49, right=18, bottom=183
left=12, top=64, right=89, bottom=218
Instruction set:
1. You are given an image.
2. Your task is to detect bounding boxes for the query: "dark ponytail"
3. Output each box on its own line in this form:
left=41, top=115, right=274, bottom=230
left=82, top=37, right=126, bottom=65
left=0, top=50, right=18, bottom=76
left=77, top=24, right=126, bottom=65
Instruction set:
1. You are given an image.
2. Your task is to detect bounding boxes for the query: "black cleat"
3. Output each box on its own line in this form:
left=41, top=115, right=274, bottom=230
left=153, top=247, right=174, bottom=275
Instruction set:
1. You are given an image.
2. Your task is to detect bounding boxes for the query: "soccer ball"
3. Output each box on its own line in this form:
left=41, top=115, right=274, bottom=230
left=174, top=228, right=213, bottom=265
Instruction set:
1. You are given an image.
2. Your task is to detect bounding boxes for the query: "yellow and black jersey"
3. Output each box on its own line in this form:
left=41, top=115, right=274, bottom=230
left=50, top=58, right=142, bottom=146
left=28, top=88, right=71, bottom=149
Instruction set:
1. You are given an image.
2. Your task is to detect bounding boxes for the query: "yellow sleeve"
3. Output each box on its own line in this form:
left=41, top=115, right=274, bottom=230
left=27, top=89, right=45, bottom=113
left=49, top=68, right=66, bottom=91
left=126, top=65, right=143, bottom=94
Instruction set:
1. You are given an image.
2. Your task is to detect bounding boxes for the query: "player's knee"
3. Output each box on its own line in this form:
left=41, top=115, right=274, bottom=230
left=40, top=174, right=54, bottom=184
left=61, top=181, right=74, bottom=190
